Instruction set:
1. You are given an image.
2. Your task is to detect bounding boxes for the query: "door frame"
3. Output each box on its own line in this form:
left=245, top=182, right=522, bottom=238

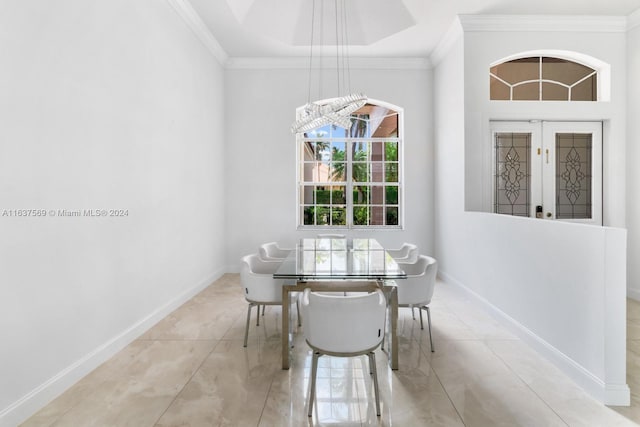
left=490, top=120, right=603, bottom=225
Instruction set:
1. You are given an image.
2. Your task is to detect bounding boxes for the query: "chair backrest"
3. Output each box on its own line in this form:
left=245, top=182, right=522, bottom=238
left=386, top=242, right=410, bottom=258
left=402, top=244, right=419, bottom=263
left=387, top=243, right=419, bottom=263
left=300, top=289, right=386, bottom=354
left=258, top=242, right=291, bottom=261
left=240, top=254, right=284, bottom=303
left=396, top=255, right=437, bottom=306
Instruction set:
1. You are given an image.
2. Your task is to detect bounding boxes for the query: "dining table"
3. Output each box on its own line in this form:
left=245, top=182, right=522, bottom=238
left=273, top=237, right=407, bottom=370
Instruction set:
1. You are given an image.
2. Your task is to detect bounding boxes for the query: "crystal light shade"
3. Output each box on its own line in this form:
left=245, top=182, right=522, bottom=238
left=291, top=93, right=367, bottom=133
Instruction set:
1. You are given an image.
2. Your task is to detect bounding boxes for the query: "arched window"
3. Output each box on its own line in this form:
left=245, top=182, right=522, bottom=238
left=490, top=55, right=599, bottom=101
left=297, top=100, right=403, bottom=229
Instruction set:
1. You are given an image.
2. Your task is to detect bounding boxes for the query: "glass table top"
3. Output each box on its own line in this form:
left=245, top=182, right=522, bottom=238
left=274, top=238, right=406, bottom=280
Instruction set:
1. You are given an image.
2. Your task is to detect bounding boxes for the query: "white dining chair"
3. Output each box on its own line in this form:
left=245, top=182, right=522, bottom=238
left=395, top=255, right=437, bottom=352
left=388, top=244, right=420, bottom=319
left=258, top=241, right=292, bottom=261
left=386, top=242, right=419, bottom=264
left=256, top=242, right=301, bottom=323
left=301, top=288, right=386, bottom=417
left=240, top=254, right=298, bottom=347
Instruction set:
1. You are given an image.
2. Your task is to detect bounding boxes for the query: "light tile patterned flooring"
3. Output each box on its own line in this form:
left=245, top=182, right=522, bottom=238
left=21, top=274, right=640, bottom=426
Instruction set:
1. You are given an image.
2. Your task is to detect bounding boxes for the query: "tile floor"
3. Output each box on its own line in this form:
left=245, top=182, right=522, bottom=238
left=20, top=274, right=640, bottom=426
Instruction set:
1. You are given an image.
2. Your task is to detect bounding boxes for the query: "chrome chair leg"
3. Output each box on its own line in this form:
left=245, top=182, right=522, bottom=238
left=426, top=306, right=434, bottom=352
left=256, top=305, right=261, bottom=326
left=244, top=303, right=254, bottom=347
left=369, top=352, right=381, bottom=416
left=308, top=352, right=320, bottom=417
left=418, top=306, right=424, bottom=329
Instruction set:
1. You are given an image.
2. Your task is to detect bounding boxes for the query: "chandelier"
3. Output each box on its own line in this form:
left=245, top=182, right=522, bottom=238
left=291, top=0, right=367, bottom=134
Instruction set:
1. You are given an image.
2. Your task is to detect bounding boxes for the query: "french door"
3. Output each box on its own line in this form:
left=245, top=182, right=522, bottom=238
left=491, top=121, right=602, bottom=225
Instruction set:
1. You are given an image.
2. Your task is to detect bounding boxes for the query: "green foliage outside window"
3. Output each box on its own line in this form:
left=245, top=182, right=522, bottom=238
left=314, top=189, right=345, bottom=204
left=353, top=206, right=369, bottom=225
left=315, top=206, right=330, bottom=225
left=304, top=206, right=347, bottom=226
left=310, top=187, right=398, bottom=226
left=332, top=208, right=346, bottom=225
left=386, top=186, right=398, bottom=204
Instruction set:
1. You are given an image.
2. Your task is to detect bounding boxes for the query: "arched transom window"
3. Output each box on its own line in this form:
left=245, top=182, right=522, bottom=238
left=490, top=56, right=597, bottom=101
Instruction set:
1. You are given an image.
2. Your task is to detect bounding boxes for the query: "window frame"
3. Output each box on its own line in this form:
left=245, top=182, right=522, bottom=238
left=488, top=50, right=610, bottom=102
left=295, top=98, right=404, bottom=230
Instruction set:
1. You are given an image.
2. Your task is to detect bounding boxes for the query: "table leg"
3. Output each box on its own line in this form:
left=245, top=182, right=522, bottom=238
left=282, top=286, right=290, bottom=370
left=389, top=286, right=398, bottom=370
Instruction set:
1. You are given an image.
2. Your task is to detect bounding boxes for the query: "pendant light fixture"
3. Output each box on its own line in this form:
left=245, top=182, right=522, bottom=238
left=291, top=0, right=367, bottom=134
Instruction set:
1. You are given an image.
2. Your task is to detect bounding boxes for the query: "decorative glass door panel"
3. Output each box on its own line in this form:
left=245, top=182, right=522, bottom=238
left=491, top=121, right=602, bottom=225
left=494, top=133, right=531, bottom=216
left=555, top=133, right=592, bottom=219
left=542, top=122, right=602, bottom=224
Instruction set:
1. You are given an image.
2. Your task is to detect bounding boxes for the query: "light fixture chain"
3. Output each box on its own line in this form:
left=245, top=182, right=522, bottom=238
left=342, top=0, right=352, bottom=94
left=307, top=0, right=316, bottom=105
left=319, top=0, right=324, bottom=100
left=335, top=0, right=341, bottom=96
left=339, top=0, right=346, bottom=96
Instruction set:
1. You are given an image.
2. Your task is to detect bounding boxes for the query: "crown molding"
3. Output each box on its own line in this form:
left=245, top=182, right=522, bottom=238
left=458, top=15, right=628, bottom=33
left=165, top=0, right=228, bottom=65
left=429, top=17, right=463, bottom=67
left=225, top=56, right=431, bottom=70
left=629, top=8, right=640, bottom=31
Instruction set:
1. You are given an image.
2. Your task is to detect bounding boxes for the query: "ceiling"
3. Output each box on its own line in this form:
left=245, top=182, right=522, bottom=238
left=187, top=0, right=640, bottom=58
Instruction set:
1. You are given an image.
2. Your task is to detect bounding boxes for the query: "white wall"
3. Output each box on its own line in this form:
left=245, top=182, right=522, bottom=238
left=627, top=16, right=640, bottom=299
left=0, top=1, right=226, bottom=424
left=432, top=29, right=465, bottom=266
left=433, top=19, right=629, bottom=405
left=224, top=63, right=433, bottom=268
left=463, top=23, right=627, bottom=229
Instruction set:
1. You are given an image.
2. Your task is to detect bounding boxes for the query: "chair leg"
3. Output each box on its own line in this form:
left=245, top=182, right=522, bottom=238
left=256, top=305, right=261, bottom=326
left=296, top=299, right=302, bottom=327
left=426, top=306, right=434, bottom=352
left=411, top=306, right=416, bottom=320
left=308, top=352, right=320, bottom=417
left=368, top=352, right=381, bottom=416
left=418, top=306, right=424, bottom=330
left=262, top=305, right=265, bottom=316
left=244, top=303, right=254, bottom=347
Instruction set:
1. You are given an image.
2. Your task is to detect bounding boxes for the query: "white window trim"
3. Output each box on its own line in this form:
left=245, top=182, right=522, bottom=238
left=295, top=98, right=405, bottom=230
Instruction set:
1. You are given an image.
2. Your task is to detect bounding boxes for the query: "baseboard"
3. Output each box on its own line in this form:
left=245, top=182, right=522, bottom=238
left=226, top=264, right=241, bottom=274
left=605, top=384, right=632, bottom=406
left=0, top=268, right=225, bottom=427
left=627, top=287, right=640, bottom=302
left=438, top=270, right=630, bottom=406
